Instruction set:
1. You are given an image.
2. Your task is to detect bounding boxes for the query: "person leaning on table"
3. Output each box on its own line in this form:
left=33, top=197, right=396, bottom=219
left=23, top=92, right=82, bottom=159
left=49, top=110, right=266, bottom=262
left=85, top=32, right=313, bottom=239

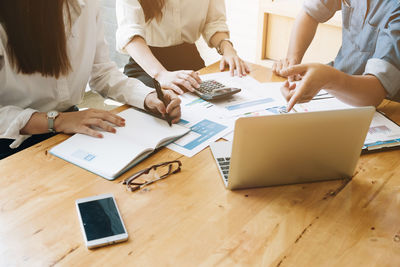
left=273, top=0, right=400, bottom=111
left=0, top=0, right=181, bottom=160
left=115, top=0, right=250, bottom=95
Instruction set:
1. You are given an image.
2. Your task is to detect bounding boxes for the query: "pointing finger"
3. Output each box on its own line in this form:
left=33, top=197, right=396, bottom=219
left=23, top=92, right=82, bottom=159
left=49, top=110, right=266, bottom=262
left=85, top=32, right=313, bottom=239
left=280, top=64, right=308, bottom=77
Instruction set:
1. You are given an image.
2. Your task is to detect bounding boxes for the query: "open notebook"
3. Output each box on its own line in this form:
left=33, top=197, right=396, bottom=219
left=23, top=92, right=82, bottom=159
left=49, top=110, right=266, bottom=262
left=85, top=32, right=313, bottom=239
left=50, top=108, right=190, bottom=180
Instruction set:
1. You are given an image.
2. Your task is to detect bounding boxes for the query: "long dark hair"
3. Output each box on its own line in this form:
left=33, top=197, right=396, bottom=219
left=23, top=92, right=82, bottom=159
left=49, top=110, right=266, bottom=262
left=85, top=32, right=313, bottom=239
left=0, top=0, right=71, bottom=78
left=138, top=0, right=165, bottom=23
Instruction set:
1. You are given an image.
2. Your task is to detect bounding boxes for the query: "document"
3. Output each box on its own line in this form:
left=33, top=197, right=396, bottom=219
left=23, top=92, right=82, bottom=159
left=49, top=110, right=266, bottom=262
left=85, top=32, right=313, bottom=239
left=167, top=93, right=232, bottom=157
left=221, top=82, right=288, bottom=141
left=166, top=76, right=286, bottom=156
left=362, top=112, right=400, bottom=150
left=168, top=117, right=231, bottom=157
left=50, top=108, right=190, bottom=180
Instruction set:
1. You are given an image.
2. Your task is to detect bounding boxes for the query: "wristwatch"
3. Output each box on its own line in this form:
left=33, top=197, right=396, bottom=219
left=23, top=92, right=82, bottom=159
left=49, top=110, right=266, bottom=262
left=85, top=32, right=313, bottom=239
left=216, top=38, right=233, bottom=55
left=47, top=110, right=59, bottom=133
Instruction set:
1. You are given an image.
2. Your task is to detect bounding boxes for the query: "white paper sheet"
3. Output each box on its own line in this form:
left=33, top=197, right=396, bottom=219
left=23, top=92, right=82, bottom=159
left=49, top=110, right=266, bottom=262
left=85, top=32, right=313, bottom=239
left=167, top=75, right=285, bottom=156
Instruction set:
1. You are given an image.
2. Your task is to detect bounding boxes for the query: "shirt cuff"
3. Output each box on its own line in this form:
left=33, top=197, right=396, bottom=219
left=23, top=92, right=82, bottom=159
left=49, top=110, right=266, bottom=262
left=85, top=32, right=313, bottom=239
left=364, top=58, right=400, bottom=100
left=303, top=0, right=335, bottom=23
left=4, top=108, right=37, bottom=148
left=202, top=23, right=230, bottom=47
left=116, top=27, right=146, bottom=54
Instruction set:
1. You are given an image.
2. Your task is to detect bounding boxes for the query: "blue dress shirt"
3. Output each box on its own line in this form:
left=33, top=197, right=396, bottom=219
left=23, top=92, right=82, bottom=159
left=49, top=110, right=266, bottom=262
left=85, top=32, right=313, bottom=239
left=303, top=0, right=400, bottom=101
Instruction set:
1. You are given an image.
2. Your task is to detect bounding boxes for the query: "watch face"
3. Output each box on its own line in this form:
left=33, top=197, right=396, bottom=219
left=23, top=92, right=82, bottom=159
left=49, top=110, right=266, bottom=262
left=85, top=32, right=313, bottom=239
left=47, top=111, right=59, bottom=119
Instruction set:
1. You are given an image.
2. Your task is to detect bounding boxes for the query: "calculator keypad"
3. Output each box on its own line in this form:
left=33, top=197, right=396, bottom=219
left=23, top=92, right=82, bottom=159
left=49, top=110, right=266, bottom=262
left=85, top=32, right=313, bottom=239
left=197, top=80, right=226, bottom=94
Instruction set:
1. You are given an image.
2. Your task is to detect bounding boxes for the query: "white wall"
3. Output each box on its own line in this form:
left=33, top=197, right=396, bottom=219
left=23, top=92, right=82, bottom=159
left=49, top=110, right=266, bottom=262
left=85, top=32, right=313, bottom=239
left=197, top=0, right=260, bottom=65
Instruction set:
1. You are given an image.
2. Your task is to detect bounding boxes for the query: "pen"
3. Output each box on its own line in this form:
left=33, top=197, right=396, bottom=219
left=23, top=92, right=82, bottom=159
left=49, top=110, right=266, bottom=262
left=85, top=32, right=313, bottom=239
left=153, top=78, right=173, bottom=126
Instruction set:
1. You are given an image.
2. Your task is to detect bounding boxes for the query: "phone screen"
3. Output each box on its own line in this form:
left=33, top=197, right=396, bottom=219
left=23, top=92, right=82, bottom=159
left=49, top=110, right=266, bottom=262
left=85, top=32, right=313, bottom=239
left=77, top=197, right=126, bottom=241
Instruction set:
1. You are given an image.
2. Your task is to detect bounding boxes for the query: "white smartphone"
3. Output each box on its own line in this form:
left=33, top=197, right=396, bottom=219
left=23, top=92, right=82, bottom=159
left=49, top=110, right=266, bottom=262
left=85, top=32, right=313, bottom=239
left=75, top=193, right=128, bottom=249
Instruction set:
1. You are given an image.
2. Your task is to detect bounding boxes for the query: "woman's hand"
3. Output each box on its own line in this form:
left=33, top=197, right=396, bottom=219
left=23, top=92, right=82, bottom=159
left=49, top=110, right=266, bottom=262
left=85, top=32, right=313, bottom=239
left=220, top=44, right=250, bottom=77
left=272, top=58, right=302, bottom=82
left=144, top=90, right=182, bottom=124
left=55, top=109, right=126, bottom=138
left=280, top=63, right=338, bottom=111
left=155, top=70, right=202, bottom=95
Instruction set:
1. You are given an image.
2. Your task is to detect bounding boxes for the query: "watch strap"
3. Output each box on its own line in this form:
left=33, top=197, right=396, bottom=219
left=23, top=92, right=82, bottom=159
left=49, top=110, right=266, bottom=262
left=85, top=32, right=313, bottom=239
left=47, top=111, right=59, bottom=133
left=48, top=118, right=55, bottom=133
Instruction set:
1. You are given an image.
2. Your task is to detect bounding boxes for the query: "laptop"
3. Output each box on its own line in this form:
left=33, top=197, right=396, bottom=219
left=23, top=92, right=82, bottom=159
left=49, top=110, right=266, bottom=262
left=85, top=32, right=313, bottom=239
left=210, top=107, right=375, bottom=190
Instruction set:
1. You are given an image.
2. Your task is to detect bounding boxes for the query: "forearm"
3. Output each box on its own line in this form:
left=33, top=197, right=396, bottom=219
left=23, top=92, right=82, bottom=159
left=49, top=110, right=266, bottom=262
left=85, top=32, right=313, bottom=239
left=326, top=71, right=386, bottom=107
left=20, top=112, right=69, bottom=135
left=20, top=112, right=50, bottom=135
left=209, top=32, right=233, bottom=54
left=287, top=9, right=319, bottom=62
left=125, top=36, right=166, bottom=79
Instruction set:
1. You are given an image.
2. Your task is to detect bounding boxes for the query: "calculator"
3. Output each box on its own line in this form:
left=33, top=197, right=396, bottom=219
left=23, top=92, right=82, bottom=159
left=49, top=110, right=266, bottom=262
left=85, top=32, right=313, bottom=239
left=194, top=80, right=241, bottom=100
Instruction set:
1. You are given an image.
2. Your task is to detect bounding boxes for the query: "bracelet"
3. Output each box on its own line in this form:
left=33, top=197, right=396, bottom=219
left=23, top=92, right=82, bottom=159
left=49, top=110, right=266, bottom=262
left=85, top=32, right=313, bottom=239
left=216, top=39, right=233, bottom=55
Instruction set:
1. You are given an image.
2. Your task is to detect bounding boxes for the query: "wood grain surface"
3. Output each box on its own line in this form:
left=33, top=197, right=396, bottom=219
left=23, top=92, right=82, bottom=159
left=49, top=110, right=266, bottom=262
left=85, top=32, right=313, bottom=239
left=0, top=63, right=399, bottom=267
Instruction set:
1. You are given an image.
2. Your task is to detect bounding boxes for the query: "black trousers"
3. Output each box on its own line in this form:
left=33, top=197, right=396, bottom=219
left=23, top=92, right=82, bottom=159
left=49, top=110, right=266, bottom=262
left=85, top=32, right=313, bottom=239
left=0, top=133, right=56, bottom=160
left=124, top=43, right=205, bottom=88
left=0, top=106, right=79, bottom=160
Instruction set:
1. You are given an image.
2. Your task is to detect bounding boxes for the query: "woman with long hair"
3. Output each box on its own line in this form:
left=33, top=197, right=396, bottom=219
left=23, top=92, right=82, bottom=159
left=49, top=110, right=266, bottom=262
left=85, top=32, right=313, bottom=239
left=116, top=0, right=250, bottom=94
left=0, top=0, right=181, bottom=160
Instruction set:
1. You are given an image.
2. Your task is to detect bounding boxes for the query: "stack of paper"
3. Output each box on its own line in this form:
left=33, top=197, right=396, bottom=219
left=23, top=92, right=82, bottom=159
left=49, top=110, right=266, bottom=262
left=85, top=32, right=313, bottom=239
left=167, top=73, right=285, bottom=156
left=165, top=72, right=400, bottom=157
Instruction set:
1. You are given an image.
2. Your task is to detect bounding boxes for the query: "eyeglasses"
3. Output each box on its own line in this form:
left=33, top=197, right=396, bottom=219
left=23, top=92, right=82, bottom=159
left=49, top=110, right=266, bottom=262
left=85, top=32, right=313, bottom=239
left=123, top=160, right=182, bottom=192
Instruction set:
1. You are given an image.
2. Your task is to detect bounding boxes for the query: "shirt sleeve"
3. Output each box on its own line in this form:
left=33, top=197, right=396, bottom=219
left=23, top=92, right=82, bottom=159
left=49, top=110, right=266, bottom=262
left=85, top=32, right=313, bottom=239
left=0, top=106, right=37, bottom=148
left=115, top=0, right=146, bottom=54
left=90, top=2, right=153, bottom=109
left=364, top=9, right=400, bottom=101
left=303, top=0, right=341, bottom=23
left=202, top=0, right=230, bottom=47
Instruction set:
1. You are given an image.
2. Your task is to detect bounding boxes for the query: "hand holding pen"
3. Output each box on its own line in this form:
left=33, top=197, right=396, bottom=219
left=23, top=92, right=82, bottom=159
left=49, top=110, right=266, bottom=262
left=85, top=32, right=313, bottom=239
left=143, top=79, right=182, bottom=126
left=153, top=78, right=173, bottom=126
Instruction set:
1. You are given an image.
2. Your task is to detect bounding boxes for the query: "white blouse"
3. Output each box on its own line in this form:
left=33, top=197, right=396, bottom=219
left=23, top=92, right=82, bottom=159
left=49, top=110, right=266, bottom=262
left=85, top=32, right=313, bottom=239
left=116, top=0, right=230, bottom=53
left=0, top=0, right=153, bottom=148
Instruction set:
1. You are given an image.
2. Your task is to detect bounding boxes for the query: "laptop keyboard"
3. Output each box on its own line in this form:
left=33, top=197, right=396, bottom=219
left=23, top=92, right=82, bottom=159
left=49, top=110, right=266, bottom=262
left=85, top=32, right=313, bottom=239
left=216, top=157, right=231, bottom=183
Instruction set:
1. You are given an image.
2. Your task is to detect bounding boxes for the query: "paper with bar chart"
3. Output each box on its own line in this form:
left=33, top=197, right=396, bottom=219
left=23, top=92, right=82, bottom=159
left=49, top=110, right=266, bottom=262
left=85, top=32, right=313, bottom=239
left=167, top=74, right=285, bottom=156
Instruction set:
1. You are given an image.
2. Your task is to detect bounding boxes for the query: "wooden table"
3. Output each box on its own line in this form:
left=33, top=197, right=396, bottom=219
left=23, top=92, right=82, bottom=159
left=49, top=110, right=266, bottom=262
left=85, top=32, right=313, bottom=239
left=1, top=63, right=399, bottom=267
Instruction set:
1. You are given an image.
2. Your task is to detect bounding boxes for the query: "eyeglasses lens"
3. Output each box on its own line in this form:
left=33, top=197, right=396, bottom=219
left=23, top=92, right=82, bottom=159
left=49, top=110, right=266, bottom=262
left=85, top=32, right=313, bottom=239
left=132, top=161, right=181, bottom=185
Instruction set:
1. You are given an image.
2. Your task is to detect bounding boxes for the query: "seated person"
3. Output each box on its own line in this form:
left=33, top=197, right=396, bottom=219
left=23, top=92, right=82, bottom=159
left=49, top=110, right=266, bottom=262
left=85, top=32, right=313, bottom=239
left=273, top=0, right=400, bottom=111
left=0, top=0, right=181, bottom=160
left=116, top=0, right=250, bottom=94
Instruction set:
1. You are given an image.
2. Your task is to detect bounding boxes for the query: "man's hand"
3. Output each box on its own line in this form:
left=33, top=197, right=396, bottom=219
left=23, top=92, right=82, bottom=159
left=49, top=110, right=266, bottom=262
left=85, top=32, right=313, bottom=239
left=280, top=63, right=338, bottom=111
left=272, top=58, right=302, bottom=82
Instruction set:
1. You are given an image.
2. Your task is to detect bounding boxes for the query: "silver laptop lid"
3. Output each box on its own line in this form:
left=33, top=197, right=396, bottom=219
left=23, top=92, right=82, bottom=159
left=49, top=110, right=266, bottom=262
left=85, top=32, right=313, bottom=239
left=227, top=107, right=375, bottom=190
